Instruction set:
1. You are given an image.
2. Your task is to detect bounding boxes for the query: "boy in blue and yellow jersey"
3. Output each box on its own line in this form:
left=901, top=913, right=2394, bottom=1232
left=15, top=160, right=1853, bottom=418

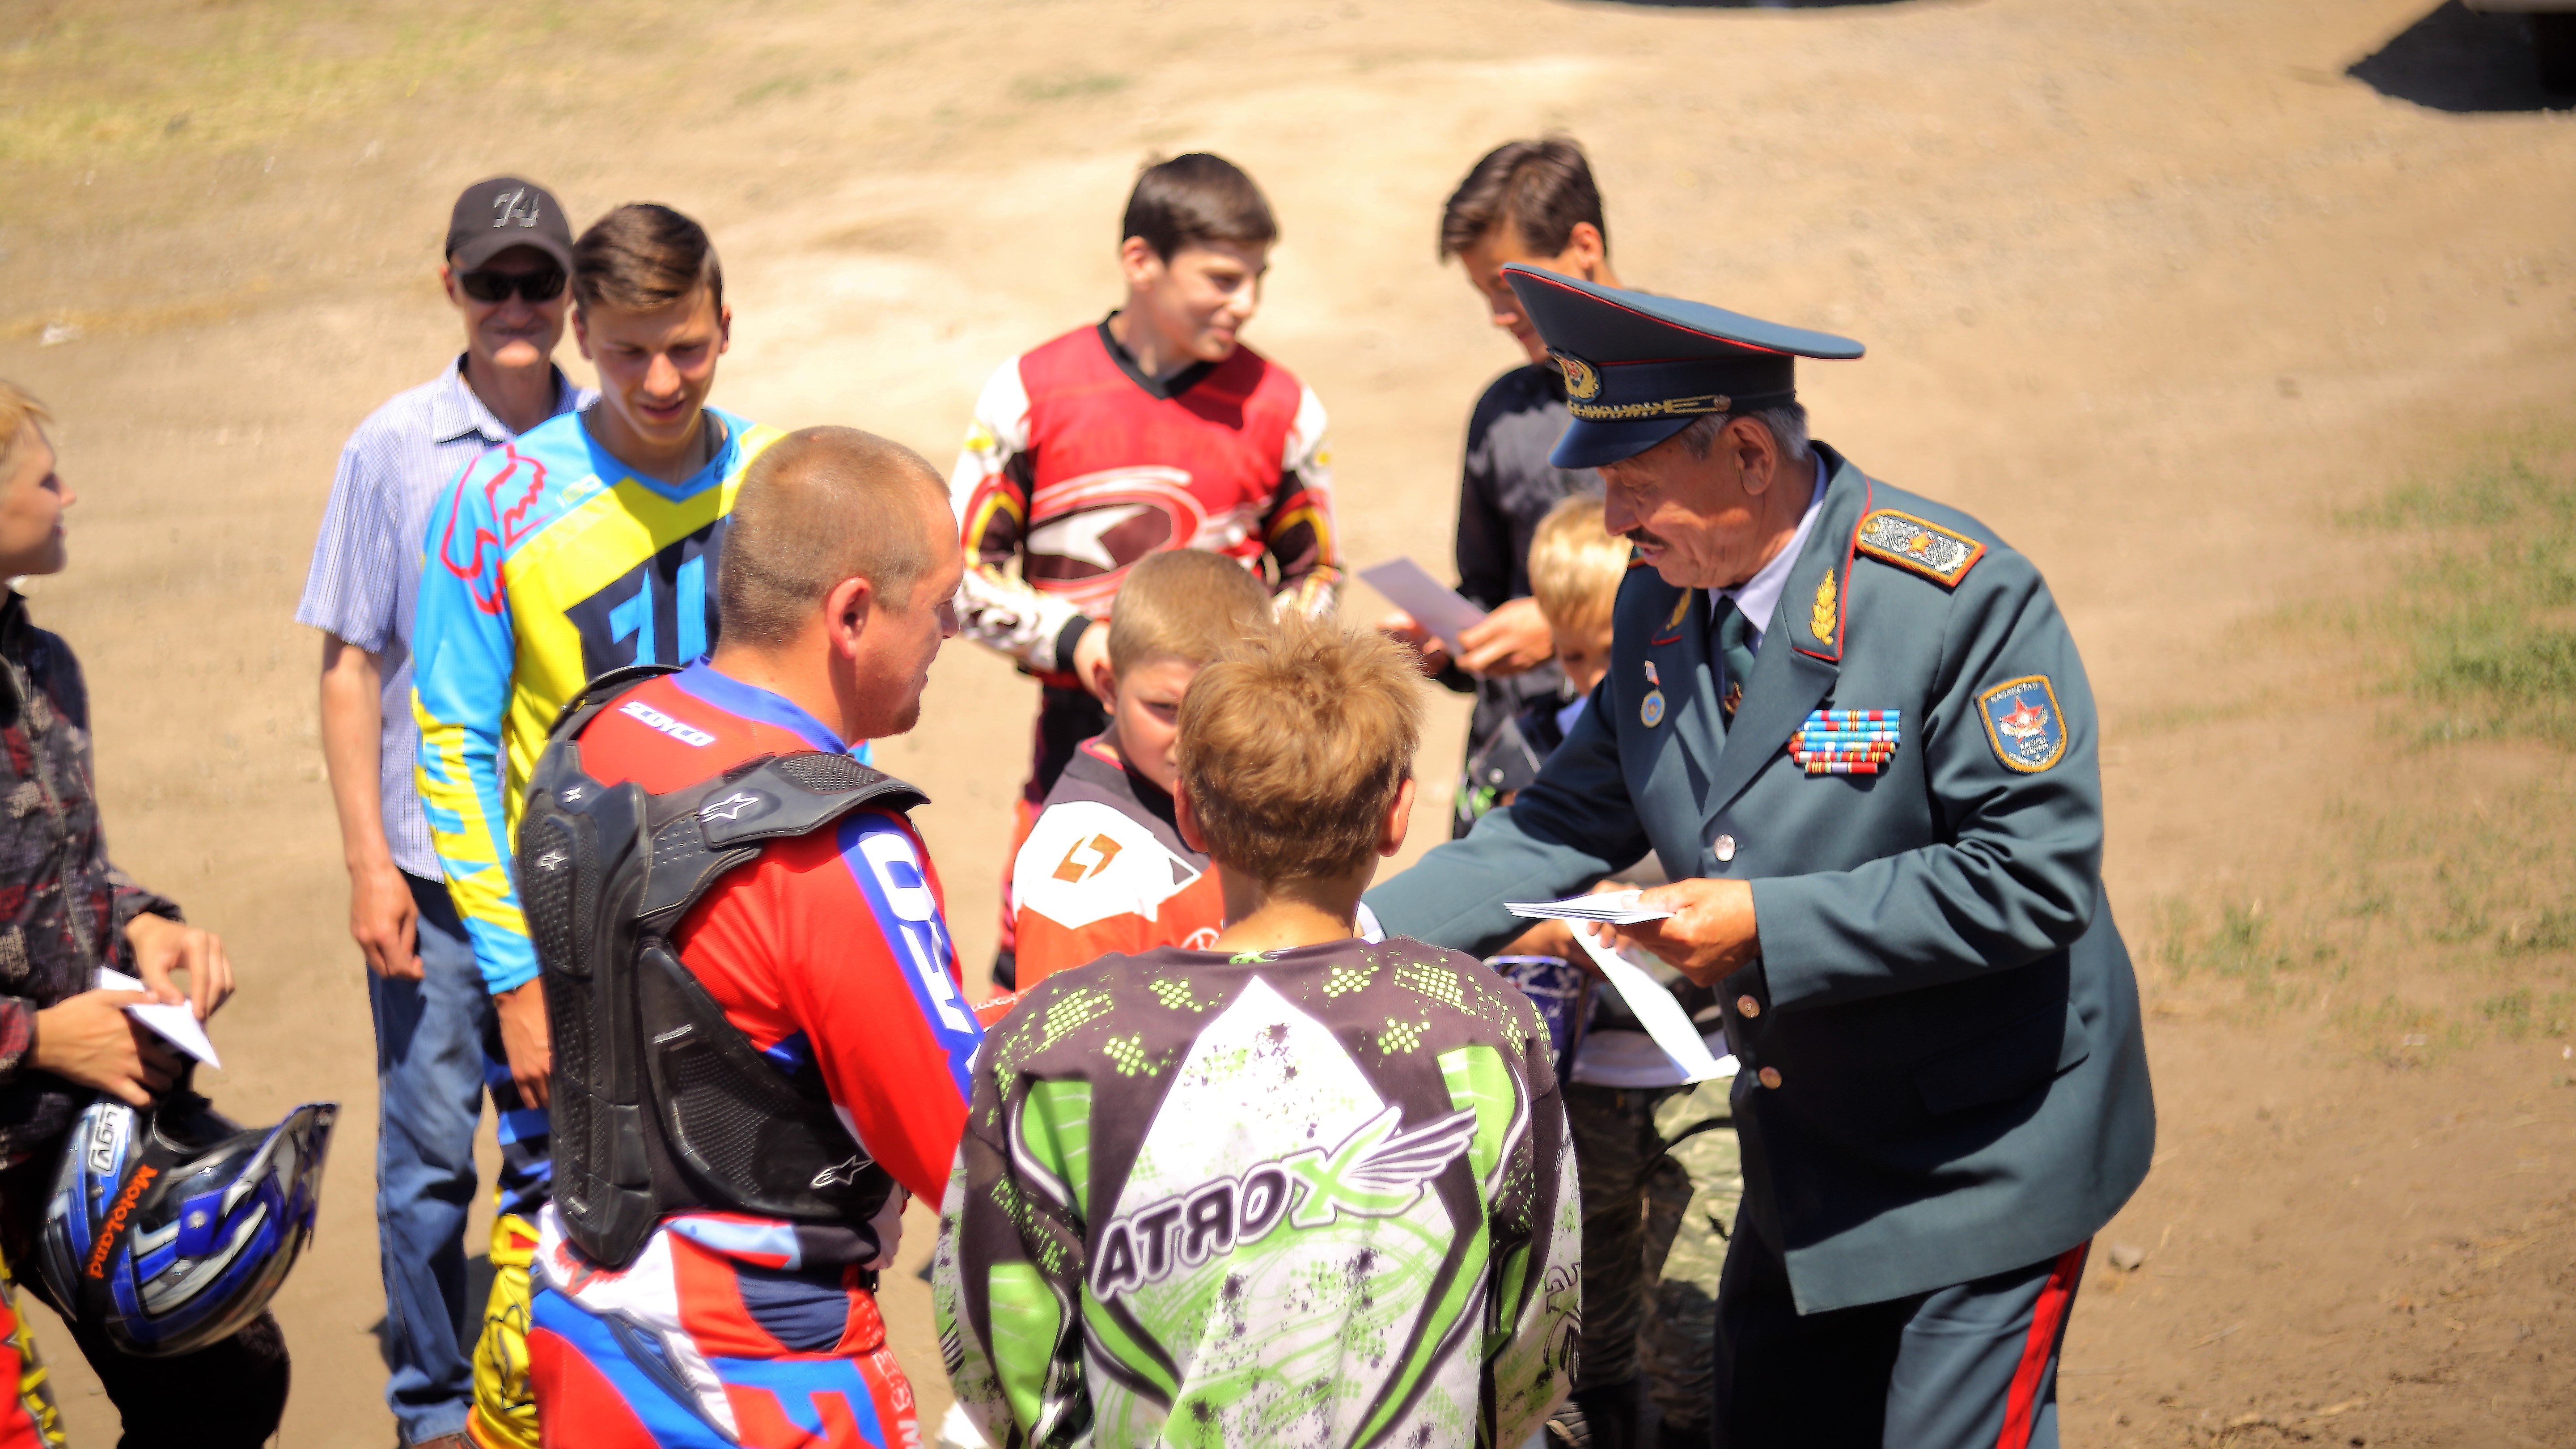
left=412, top=202, right=780, bottom=1449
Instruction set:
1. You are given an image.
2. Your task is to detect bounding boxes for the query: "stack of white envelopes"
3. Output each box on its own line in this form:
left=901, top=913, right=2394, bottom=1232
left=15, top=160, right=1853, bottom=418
left=1504, top=889, right=1674, bottom=925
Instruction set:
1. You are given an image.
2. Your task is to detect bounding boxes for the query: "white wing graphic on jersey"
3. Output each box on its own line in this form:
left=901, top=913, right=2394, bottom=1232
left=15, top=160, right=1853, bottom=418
left=1280, top=1105, right=1477, bottom=1228
left=1012, top=800, right=1201, bottom=930
left=1343, top=1106, right=1477, bottom=1191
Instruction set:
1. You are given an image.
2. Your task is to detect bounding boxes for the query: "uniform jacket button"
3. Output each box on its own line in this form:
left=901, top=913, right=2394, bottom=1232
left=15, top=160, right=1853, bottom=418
left=1736, top=994, right=1761, bottom=1019
left=1713, top=833, right=1737, bottom=863
left=1758, top=1066, right=1782, bottom=1089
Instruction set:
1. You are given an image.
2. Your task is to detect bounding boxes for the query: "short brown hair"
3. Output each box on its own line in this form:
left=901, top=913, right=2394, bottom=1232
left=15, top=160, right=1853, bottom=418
left=1123, top=153, right=1278, bottom=261
left=1106, top=550, right=1273, bottom=677
left=0, top=381, right=51, bottom=478
left=1439, top=137, right=1607, bottom=261
left=716, top=427, right=946, bottom=648
left=1176, top=617, right=1423, bottom=887
left=572, top=203, right=723, bottom=314
left=1527, top=493, right=1627, bottom=635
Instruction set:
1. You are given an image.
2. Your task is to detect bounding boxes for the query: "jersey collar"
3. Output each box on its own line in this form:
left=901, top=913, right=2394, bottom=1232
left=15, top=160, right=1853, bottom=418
left=576, top=405, right=748, bottom=502
left=1075, top=732, right=1182, bottom=830
left=668, top=660, right=849, bottom=754
left=1095, top=314, right=1215, bottom=402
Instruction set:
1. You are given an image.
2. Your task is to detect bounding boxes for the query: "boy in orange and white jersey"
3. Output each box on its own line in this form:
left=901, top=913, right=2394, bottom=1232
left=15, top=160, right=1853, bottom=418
left=1006, top=550, right=1272, bottom=990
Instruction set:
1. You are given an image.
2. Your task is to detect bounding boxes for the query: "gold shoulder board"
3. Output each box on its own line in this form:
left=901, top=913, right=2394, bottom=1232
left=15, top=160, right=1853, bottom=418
left=1854, top=509, right=1987, bottom=588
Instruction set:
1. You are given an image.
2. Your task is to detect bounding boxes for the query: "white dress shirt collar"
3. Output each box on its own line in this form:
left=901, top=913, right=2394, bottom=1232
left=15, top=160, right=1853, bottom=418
left=1710, top=453, right=1830, bottom=650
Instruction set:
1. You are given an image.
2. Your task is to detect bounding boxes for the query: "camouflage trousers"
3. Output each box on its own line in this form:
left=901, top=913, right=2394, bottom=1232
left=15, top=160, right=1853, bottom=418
left=1565, top=1076, right=1741, bottom=1438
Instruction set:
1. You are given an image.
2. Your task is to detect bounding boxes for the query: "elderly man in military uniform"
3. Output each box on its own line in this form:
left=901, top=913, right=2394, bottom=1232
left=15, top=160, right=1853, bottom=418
left=1366, top=267, right=2154, bottom=1449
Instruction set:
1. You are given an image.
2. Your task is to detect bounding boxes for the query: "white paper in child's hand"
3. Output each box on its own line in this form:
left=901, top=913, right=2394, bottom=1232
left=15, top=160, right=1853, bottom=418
left=95, top=967, right=221, bottom=1069
left=1360, top=559, right=1488, bottom=652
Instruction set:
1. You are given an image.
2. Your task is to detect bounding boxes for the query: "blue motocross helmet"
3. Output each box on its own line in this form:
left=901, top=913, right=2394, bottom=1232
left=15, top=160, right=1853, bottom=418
left=34, top=1090, right=335, bottom=1358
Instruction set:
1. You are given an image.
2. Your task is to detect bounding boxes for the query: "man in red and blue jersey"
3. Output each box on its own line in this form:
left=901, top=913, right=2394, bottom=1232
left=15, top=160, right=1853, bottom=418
left=522, top=428, right=974, bottom=1449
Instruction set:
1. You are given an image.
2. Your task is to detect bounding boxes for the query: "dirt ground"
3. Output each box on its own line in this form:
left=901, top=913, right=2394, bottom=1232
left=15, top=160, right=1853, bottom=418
left=4, top=0, right=2574, bottom=1443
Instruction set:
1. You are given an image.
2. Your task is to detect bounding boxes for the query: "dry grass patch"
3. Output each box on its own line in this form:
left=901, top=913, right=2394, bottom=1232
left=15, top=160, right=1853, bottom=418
left=2144, top=424, right=2576, bottom=1067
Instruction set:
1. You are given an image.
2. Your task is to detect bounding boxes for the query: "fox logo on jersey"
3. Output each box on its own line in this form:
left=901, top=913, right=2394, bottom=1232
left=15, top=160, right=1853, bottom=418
left=438, top=444, right=551, bottom=612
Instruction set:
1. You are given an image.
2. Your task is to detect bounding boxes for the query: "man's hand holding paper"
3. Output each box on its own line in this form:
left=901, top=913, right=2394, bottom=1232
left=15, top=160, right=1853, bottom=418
left=1590, top=878, right=1762, bottom=987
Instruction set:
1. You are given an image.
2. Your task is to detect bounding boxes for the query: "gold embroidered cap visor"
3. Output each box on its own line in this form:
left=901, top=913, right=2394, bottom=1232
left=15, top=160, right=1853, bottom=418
left=1504, top=263, right=1864, bottom=470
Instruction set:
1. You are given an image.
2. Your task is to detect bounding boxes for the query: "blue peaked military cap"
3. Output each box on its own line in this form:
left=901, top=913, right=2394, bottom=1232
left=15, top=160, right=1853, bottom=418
left=1501, top=264, right=1865, bottom=470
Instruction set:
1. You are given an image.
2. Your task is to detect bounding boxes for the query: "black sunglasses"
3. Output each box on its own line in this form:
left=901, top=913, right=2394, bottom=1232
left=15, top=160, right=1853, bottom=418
left=458, top=266, right=567, bottom=304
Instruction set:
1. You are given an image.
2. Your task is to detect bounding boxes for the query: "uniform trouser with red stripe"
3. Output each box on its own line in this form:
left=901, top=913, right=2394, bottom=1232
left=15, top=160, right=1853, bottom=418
left=1709, top=1229, right=2088, bottom=1449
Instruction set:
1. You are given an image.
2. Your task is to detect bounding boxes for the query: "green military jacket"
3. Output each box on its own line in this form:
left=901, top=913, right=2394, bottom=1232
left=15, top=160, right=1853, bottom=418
left=1367, top=443, right=2156, bottom=1314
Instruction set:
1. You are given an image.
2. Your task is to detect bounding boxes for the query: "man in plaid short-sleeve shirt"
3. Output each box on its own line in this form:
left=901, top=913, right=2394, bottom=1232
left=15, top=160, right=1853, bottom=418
left=297, top=175, right=590, bottom=1449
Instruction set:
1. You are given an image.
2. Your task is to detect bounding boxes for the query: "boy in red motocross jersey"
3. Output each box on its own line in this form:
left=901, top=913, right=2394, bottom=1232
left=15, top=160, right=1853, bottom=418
left=522, top=428, right=977, bottom=1449
left=1007, top=549, right=1273, bottom=991
left=948, top=152, right=1339, bottom=986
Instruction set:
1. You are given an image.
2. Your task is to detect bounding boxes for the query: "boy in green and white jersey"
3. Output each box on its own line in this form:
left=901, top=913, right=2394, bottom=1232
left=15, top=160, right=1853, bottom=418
left=936, top=619, right=1580, bottom=1449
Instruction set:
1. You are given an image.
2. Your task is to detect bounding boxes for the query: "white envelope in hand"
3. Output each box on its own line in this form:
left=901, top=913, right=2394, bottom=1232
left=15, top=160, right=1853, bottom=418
left=1567, top=928, right=1734, bottom=1084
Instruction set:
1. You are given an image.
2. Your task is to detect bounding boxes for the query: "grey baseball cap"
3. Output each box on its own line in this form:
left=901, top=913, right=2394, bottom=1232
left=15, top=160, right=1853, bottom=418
left=445, top=176, right=575, bottom=271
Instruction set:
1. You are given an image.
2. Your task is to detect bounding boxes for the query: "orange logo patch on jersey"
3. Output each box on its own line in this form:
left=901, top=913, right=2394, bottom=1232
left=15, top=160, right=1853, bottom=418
left=1054, top=832, right=1125, bottom=884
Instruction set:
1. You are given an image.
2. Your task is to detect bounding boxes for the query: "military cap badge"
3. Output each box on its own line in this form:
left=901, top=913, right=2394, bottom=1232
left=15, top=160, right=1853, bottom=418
left=1553, top=352, right=1604, bottom=402
left=1978, top=676, right=2066, bottom=772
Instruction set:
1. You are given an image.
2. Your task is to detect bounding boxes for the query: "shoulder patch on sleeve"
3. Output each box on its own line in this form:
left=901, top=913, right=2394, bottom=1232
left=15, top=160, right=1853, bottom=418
left=1977, top=675, right=2068, bottom=773
left=1854, top=509, right=1987, bottom=588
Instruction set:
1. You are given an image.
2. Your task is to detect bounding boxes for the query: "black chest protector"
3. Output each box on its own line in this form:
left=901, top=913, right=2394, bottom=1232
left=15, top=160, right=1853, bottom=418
left=516, top=665, right=918, bottom=1269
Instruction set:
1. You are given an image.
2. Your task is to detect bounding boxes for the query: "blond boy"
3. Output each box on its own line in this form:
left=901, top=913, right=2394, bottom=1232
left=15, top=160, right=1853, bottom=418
left=1519, top=493, right=1741, bottom=1449
left=937, top=620, right=1580, bottom=1449
left=1007, top=550, right=1273, bottom=989
left=1459, top=493, right=1630, bottom=827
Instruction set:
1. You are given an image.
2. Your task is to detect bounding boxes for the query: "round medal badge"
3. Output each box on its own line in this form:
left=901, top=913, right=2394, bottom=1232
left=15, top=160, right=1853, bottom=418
left=1640, top=688, right=1666, bottom=728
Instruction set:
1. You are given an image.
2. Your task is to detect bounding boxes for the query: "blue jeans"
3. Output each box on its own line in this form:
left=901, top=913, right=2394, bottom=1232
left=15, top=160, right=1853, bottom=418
left=369, top=873, right=535, bottom=1445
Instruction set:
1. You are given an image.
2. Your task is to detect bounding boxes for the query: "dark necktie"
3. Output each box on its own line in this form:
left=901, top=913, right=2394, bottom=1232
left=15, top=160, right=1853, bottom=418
left=1714, top=597, right=1757, bottom=719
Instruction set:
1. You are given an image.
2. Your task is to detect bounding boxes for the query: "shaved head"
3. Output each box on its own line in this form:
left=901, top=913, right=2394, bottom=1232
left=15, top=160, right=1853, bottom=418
left=717, top=426, right=949, bottom=648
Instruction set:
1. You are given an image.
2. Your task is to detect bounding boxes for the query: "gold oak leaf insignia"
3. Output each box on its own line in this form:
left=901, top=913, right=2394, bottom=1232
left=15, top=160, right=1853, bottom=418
left=1810, top=571, right=1839, bottom=648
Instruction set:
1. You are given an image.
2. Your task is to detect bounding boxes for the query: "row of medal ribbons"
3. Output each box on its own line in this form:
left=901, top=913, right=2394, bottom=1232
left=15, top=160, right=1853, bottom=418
left=1788, top=709, right=1902, bottom=776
